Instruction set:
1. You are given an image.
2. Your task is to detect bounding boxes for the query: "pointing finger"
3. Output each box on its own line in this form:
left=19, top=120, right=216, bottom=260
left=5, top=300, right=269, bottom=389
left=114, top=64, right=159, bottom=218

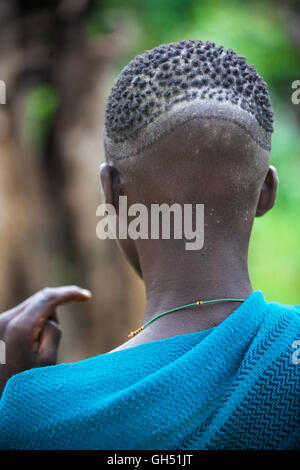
left=18, top=286, right=92, bottom=333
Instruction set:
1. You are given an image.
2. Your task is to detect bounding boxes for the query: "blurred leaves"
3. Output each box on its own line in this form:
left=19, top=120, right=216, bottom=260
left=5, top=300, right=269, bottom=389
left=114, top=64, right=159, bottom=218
left=24, top=85, right=59, bottom=149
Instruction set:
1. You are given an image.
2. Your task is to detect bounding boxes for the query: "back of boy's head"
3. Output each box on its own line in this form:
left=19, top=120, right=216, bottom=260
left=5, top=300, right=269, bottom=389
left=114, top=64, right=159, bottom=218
left=103, top=40, right=274, bottom=222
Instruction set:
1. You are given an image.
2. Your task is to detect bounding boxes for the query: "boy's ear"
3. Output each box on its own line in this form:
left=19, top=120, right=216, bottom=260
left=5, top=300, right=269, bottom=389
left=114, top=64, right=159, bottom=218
left=99, top=162, right=123, bottom=210
left=255, top=165, right=279, bottom=217
left=99, top=162, right=143, bottom=279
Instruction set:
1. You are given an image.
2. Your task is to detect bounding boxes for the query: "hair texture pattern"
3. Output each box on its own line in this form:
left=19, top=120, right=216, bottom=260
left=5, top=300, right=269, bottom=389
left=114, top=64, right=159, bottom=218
left=105, top=40, right=273, bottom=157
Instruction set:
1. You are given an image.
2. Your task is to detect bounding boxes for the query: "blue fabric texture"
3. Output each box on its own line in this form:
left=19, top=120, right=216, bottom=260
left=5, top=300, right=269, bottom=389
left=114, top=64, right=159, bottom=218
left=0, top=291, right=299, bottom=450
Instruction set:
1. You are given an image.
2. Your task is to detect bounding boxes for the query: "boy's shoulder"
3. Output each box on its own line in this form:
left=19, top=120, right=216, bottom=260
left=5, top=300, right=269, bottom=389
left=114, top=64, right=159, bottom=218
left=264, top=298, right=300, bottom=334
left=266, top=297, right=300, bottom=319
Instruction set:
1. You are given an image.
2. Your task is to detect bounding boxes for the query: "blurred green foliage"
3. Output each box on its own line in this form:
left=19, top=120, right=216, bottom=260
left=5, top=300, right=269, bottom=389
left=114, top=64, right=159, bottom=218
left=27, top=1, right=299, bottom=303
left=24, top=85, right=58, bottom=150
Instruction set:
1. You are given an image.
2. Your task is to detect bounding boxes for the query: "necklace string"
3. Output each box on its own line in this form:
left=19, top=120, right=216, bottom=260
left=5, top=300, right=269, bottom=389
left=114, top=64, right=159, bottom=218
left=128, top=298, right=246, bottom=338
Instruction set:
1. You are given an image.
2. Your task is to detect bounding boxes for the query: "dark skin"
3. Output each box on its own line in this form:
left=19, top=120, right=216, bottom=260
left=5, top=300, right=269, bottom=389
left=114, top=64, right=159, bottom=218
left=0, top=115, right=278, bottom=392
left=102, top=117, right=278, bottom=352
left=0, top=286, right=91, bottom=395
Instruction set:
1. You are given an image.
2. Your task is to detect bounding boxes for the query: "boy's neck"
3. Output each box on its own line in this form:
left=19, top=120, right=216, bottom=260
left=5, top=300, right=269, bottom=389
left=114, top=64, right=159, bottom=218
left=110, top=237, right=253, bottom=352
left=140, top=237, right=253, bottom=324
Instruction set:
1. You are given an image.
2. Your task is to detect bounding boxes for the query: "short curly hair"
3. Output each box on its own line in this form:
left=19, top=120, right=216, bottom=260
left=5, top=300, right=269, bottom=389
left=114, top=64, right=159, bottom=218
left=104, top=40, right=273, bottom=154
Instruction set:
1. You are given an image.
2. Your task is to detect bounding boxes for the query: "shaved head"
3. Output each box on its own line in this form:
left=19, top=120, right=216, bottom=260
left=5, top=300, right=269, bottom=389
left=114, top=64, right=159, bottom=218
left=101, top=40, right=277, bottom=275
left=103, top=39, right=273, bottom=218
left=104, top=99, right=270, bottom=220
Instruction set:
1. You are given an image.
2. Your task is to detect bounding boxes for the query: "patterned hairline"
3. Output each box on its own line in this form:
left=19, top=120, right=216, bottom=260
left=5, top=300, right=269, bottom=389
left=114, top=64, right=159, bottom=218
left=105, top=39, right=273, bottom=148
left=104, top=99, right=272, bottom=161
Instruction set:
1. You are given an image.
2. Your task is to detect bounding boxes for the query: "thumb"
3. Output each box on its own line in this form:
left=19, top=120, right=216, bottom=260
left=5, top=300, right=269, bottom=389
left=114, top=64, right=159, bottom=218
left=38, top=320, right=62, bottom=366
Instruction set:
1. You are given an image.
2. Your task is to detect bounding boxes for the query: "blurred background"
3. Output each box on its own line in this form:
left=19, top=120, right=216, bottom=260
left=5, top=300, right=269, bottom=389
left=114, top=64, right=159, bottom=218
left=0, top=0, right=299, bottom=362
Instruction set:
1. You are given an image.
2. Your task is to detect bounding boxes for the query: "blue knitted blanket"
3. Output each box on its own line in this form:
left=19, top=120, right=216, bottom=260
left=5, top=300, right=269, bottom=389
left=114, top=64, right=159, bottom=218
left=0, top=291, right=299, bottom=449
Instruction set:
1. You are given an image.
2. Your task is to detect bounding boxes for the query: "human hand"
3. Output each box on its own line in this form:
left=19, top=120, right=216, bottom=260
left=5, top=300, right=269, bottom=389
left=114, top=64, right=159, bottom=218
left=0, top=286, right=91, bottom=395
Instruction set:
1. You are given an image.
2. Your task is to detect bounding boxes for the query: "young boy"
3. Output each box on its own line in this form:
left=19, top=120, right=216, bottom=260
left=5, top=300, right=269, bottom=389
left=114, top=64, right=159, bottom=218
left=0, top=40, right=299, bottom=450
